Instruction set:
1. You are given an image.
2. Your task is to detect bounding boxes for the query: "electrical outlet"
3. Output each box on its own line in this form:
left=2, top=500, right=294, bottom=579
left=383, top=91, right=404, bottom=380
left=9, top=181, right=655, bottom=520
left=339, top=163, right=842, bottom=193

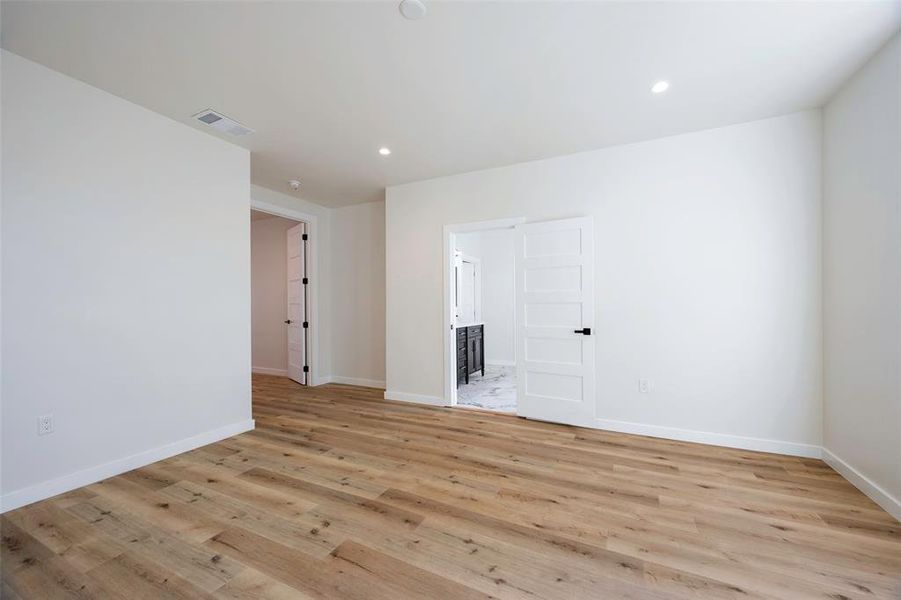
left=37, top=414, right=54, bottom=436
left=639, top=379, right=651, bottom=394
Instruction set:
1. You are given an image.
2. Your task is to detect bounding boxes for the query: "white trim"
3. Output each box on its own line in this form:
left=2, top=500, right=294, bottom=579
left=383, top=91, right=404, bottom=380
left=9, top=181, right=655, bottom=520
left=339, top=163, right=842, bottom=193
left=250, top=197, right=326, bottom=386
left=0, top=419, right=255, bottom=513
left=444, top=229, right=455, bottom=405
left=378, top=392, right=824, bottom=459
left=447, top=217, right=527, bottom=233
left=594, top=417, right=822, bottom=458
left=384, top=390, right=447, bottom=407
left=249, top=198, right=318, bottom=225
left=252, top=366, right=288, bottom=376
left=328, top=376, right=386, bottom=389
left=486, top=360, right=516, bottom=367
left=444, top=217, right=526, bottom=408
left=822, top=448, right=901, bottom=522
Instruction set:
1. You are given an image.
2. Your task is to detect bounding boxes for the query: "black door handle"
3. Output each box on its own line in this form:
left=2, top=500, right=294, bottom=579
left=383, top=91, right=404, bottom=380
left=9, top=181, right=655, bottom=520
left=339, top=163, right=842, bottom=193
left=574, top=328, right=591, bottom=335
left=284, top=320, right=292, bottom=324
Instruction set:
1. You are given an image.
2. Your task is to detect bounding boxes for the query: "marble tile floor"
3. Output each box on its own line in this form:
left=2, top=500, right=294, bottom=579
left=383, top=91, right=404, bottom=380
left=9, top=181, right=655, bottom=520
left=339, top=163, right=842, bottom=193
left=457, top=364, right=517, bottom=412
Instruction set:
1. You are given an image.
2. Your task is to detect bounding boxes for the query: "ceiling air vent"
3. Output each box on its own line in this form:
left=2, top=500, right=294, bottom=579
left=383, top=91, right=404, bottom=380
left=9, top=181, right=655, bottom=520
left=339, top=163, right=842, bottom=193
left=192, top=109, right=254, bottom=137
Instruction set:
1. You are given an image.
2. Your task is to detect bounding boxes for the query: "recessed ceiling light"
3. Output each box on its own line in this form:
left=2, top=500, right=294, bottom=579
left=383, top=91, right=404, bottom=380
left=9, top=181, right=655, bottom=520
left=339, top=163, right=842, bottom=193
left=651, top=81, right=670, bottom=94
left=379, top=147, right=392, bottom=156
left=399, top=0, right=426, bottom=20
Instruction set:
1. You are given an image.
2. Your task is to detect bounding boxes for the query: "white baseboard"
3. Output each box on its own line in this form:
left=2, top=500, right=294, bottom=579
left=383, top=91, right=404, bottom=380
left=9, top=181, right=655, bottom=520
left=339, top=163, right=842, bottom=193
left=486, top=360, right=515, bottom=367
left=384, top=390, right=447, bottom=407
left=0, top=419, right=255, bottom=514
left=822, top=448, right=901, bottom=522
left=377, top=392, right=820, bottom=458
left=325, top=376, right=386, bottom=389
left=594, top=417, right=822, bottom=458
left=252, top=366, right=288, bottom=376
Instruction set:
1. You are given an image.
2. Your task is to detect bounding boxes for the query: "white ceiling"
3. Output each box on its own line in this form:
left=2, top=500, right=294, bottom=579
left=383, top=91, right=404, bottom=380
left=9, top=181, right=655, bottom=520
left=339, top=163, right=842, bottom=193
left=3, top=1, right=899, bottom=207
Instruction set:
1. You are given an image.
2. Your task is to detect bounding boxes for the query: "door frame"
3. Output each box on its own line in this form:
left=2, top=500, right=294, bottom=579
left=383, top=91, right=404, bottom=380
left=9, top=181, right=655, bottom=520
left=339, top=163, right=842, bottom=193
left=443, top=217, right=525, bottom=406
left=250, top=198, right=324, bottom=386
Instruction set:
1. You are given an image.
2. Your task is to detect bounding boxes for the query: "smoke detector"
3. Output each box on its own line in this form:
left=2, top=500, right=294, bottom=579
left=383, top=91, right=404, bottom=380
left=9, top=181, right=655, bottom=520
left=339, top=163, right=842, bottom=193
left=192, top=109, right=254, bottom=137
left=399, top=0, right=426, bottom=20
left=288, top=180, right=301, bottom=191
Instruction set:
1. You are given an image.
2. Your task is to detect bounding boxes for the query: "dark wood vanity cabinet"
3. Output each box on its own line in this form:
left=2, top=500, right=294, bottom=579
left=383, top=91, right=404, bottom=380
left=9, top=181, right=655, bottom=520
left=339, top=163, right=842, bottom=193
left=456, top=327, right=468, bottom=384
left=456, top=324, right=484, bottom=386
left=469, top=326, right=483, bottom=374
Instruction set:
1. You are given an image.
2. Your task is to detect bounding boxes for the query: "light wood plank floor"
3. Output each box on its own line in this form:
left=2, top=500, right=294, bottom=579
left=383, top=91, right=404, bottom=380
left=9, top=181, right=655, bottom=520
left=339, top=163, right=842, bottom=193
left=2, top=375, right=899, bottom=599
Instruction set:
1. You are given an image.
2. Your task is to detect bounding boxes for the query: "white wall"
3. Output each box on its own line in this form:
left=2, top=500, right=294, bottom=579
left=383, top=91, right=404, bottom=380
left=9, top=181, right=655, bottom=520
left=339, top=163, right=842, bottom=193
left=251, top=214, right=299, bottom=375
left=328, top=201, right=386, bottom=387
left=1, top=51, right=253, bottom=510
left=823, top=33, right=900, bottom=519
left=386, top=110, right=823, bottom=455
left=456, top=229, right=515, bottom=365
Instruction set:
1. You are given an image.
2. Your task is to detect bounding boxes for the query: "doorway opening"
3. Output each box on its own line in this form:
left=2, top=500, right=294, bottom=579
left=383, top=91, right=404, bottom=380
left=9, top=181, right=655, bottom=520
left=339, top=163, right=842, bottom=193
left=250, top=209, right=310, bottom=385
left=453, top=228, right=517, bottom=412
left=445, top=218, right=524, bottom=412
left=444, top=216, right=597, bottom=427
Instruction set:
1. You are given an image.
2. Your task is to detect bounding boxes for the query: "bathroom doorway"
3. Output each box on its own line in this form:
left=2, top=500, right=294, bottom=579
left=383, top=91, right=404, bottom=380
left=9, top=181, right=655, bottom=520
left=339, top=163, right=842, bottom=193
left=444, top=218, right=523, bottom=412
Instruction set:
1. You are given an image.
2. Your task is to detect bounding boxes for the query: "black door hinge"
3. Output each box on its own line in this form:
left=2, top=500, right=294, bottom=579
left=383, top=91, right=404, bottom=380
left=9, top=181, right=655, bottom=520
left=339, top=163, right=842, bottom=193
left=302, top=233, right=308, bottom=241
left=302, top=321, right=309, bottom=328
left=302, top=277, right=309, bottom=285
left=303, top=365, right=309, bottom=373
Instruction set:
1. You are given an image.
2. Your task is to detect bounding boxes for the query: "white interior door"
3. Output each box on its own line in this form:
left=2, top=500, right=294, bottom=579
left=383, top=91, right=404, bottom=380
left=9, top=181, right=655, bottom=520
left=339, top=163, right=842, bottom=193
left=287, top=222, right=306, bottom=384
left=515, top=217, right=595, bottom=426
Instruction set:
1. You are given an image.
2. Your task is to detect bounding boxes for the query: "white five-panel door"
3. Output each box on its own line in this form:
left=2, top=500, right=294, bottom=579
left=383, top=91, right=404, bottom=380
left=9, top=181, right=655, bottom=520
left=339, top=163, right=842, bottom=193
left=286, top=223, right=306, bottom=385
left=515, top=217, right=595, bottom=426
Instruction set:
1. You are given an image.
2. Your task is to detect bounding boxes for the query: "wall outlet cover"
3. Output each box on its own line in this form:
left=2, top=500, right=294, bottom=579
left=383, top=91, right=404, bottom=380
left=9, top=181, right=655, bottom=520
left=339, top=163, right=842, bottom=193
left=38, top=414, right=54, bottom=435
